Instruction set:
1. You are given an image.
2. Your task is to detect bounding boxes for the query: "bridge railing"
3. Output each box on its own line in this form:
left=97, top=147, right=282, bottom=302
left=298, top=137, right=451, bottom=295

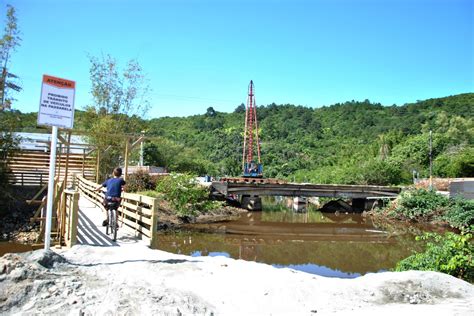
left=60, top=189, right=80, bottom=247
left=30, top=177, right=80, bottom=248
left=75, top=174, right=159, bottom=245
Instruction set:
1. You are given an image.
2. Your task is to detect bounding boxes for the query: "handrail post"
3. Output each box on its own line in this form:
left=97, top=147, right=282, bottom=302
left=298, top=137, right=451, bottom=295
left=58, top=189, right=67, bottom=247
left=82, top=149, right=86, bottom=177
left=68, top=190, right=79, bottom=247
left=95, top=150, right=100, bottom=183
left=150, top=197, right=159, bottom=247
left=124, top=138, right=130, bottom=181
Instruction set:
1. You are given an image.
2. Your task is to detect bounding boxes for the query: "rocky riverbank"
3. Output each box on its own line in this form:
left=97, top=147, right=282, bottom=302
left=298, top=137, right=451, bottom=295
left=1, top=240, right=473, bottom=315
left=0, top=187, right=42, bottom=244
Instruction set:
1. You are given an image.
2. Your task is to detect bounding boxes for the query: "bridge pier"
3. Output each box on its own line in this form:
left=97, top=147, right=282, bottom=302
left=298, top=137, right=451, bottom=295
left=241, top=195, right=262, bottom=211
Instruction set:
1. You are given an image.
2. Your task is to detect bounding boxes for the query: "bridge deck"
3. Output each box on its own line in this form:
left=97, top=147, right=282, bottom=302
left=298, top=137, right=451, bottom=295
left=212, top=181, right=401, bottom=199
left=76, top=197, right=141, bottom=247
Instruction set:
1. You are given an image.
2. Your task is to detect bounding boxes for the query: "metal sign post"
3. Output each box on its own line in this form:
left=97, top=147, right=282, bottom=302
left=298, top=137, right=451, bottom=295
left=37, top=75, right=75, bottom=250
left=44, top=126, right=58, bottom=249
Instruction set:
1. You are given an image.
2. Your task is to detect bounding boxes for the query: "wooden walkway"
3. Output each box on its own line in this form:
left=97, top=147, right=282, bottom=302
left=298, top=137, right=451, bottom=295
left=76, top=197, right=140, bottom=247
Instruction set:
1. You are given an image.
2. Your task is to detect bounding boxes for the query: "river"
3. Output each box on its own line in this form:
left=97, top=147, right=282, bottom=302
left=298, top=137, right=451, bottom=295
left=151, top=201, right=434, bottom=278
left=0, top=200, right=436, bottom=278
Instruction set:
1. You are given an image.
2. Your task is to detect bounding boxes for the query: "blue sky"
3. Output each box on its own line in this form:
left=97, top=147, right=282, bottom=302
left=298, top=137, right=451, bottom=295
left=3, top=0, right=473, bottom=118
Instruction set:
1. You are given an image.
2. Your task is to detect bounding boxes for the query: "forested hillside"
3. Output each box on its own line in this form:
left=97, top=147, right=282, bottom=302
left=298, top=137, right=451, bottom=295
left=4, top=93, right=473, bottom=185
left=144, top=93, right=473, bottom=184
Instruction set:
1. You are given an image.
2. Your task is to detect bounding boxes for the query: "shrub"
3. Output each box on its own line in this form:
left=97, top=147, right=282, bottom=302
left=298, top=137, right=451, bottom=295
left=0, top=122, right=20, bottom=206
left=443, top=198, right=474, bottom=232
left=394, top=189, right=449, bottom=220
left=395, top=232, right=474, bottom=283
left=389, top=189, right=474, bottom=232
left=126, top=170, right=156, bottom=192
left=155, top=173, right=216, bottom=217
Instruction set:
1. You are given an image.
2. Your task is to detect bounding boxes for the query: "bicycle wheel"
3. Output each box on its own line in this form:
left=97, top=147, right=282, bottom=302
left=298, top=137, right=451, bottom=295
left=105, top=208, right=111, bottom=235
left=111, top=209, right=117, bottom=241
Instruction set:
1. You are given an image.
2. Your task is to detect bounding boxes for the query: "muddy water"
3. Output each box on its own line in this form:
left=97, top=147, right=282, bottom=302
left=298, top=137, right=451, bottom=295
left=0, top=242, right=34, bottom=257
left=151, top=210, right=427, bottom=278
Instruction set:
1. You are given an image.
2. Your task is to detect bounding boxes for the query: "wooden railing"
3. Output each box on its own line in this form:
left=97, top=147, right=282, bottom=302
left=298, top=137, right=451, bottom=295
left=7, top=150, right=95, bottom=186
left=30, top=177, right=80, bottom=248
left=75, top=174, right=159, bottom=245
left=60, top=189, right=79, bottom=247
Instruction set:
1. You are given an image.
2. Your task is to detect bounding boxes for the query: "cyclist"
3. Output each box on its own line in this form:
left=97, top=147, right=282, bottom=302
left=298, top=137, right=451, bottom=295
left=96, top=167, right=126, bottom=226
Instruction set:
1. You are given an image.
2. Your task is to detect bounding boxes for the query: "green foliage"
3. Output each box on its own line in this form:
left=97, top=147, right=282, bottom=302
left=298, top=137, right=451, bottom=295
left=84, top=54, right=150, bottom=181
left=155, top=174, right=216, bottom=217
left=388, top=189, right=474, bottom=231
left=144, top=140, right=211, bottom=175
left=356, top=159, right=403, bottom=185
left=144, top=93, right=473, bottom=183
left=434, top=147, right=474, bottom=177
left=0, top=4, right=22, bottom=110
left=0, top=110, right=20, bottom=205
left=125, top=170, right=156, bottom=193
left=88, top=54, right=150, bottom=118
left=5, top=92, right=474, bottom=183
left=394, top=189, right=449, bottom=220
left=395, top=232, right=474, bottom=283
left=443, top=198, right=474, bottom=232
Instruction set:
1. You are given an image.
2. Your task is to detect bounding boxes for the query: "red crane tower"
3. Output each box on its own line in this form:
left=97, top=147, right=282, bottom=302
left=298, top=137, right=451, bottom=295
left=242, top=80, right=263, bottom=177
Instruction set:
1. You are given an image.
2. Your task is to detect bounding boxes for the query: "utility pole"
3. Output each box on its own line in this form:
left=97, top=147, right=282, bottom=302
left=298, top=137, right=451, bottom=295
left=140, top=131, right=146, bottom=167
left=429, top=130, right=433, bottom=190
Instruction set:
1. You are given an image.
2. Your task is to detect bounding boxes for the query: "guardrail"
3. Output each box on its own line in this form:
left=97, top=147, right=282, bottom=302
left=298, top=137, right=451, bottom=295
left=75, top=174, right=159, bottom=245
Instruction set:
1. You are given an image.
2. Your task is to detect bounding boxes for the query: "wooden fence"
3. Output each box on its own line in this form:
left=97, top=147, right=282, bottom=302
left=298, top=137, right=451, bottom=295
left=75, top=175, right=159, bottom=245
left=7, top=149, right=95, bottom=186
left=31, top=177, right=80, bottom=248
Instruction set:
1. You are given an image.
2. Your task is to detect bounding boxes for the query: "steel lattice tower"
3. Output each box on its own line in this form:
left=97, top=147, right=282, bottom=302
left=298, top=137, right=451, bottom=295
left=242, top=80, right=261, bottom=171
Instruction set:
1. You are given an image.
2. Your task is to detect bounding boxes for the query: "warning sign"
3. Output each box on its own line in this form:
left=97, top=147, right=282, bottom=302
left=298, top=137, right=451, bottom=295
left=37, top=75, right=75, bottom=129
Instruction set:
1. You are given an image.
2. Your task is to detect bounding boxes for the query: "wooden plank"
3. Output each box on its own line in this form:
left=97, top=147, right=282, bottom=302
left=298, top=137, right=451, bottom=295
left=122, top=192, right=156, bottom=206
left=150, top=198, right=159, bottom=246
left=124, top=139, right=129, bottom=181
left=121, top=200, right=153, bottom=216
left=26, top=199, right=44, bottom=205
left=31, top=197, right=46, bottom=221
left=95, top=150, right=100, bottom=183
left=31, top=216, right=58, bottom=221
left=120, top=207, right=152, bottom=226
left=65, top=190, right=79, bottom=247
left=11, top=152, right=94, bottom=160
left=120, top=218, right=151, bottom=239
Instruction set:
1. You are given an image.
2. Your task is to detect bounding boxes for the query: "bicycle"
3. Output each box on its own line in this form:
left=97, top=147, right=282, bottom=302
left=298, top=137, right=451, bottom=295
left=105, top=198, right=120, bottom=242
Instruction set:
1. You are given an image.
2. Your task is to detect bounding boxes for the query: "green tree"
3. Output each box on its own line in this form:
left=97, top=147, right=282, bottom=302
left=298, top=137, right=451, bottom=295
left=85, top=54, right=151, bottom=180
left=205, top=106, right=216, bottom=117
left=0, top=110, right=20, bottom=206
left=0, top=4, right=21, bottom=110
left=434, top=147, right=474, bottom=177
left=155, top=173, right=215, bottom=216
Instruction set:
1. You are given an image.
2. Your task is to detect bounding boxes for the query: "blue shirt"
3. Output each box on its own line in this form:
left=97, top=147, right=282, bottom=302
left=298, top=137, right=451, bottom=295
left=102, top=177, right=126, bottom=198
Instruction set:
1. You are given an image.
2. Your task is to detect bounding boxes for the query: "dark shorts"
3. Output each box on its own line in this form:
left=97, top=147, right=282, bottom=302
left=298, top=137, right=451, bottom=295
left=102, top=196, right=121, bottom=208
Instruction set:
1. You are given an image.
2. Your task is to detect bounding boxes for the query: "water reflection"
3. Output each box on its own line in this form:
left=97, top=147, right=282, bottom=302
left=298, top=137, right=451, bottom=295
left=273, top=263, right=362, bottom=278
left=152, top=209, right=426, bottom=278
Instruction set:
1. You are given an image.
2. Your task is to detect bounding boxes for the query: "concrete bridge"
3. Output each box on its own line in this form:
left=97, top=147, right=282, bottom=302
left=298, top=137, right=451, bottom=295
left=212, top=181, right=401, bottom=211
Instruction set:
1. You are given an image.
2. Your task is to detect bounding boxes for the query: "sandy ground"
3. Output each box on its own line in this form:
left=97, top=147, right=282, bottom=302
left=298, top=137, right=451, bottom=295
left=1, top=198, right=473, bottom=315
